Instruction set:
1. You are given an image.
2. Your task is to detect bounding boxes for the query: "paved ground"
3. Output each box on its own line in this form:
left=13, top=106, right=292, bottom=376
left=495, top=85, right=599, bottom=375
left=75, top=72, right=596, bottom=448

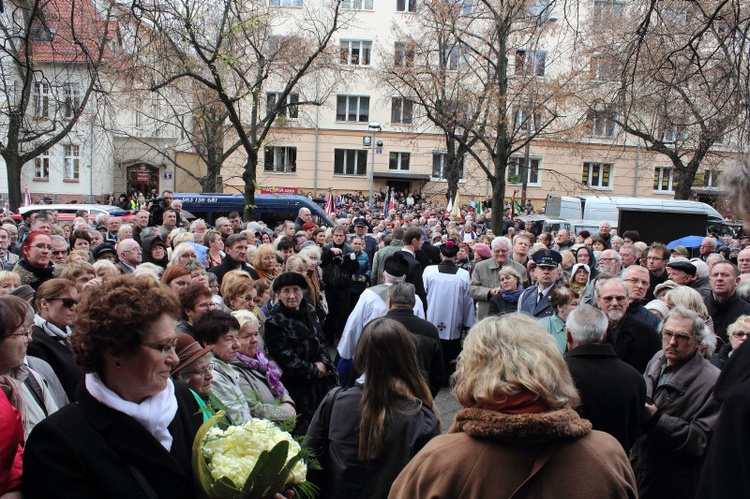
left=435, top=387, right=462, bottom=433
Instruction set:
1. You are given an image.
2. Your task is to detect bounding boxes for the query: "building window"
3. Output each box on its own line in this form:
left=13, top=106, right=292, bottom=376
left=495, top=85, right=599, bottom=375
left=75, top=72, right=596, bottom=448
left=653, top=166, right=674, bottom=192
left=515, top=50, right=546, bottom=77
left=704, top=169, right=720, bottom=188
left=343, top=0, right=373, bottom=10
left=460, top=0, right=473, bottom=15
left=33, top=82, right=50, bottom=118
left=587, top=110, right=617, bottom=137
left=391, top=97, right=413, bottom=124
left=527, top=0, right=551, bottom=19
left=508, top=157, right=540, bottom=186
left=512, top=106, right=542, bottom=133
left=389, top=152, right=411, bottom=171
left=444, top=45, right=460, bottom=70
left=340, top=40, right=372, bottom=66
left=593, top=0, right=623, bottom=23
left=582, top=162, right=612, bottom=188
left=591, top=55, right=616, bottom=81
left=659, top=122, right=686, bottom=143
left=264, top=146, right=297, bottom=173
left=334, top=149, right=367, bottom=176
left=396, top=0, right=416, bottom=12
left=336, top=95, right=370, bottom=122
left=62, top=83, right=81, bottom=118
left=266, top=92, right=299, bottom=119
left=394, top=41, right=415, bottom=67
left=432, top=152, right=464, bottom=180
left=270, top=0, right=303, bottom=7
left=34, top=150, right=50, bottom=179
left=64, top=145, right=80, bottom=180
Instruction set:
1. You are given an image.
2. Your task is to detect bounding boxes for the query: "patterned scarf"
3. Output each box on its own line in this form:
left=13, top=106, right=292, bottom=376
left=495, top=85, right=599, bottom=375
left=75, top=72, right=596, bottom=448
left=235, top=351, right=285, bottom=399
left=499, top=284, right=525, bottom=304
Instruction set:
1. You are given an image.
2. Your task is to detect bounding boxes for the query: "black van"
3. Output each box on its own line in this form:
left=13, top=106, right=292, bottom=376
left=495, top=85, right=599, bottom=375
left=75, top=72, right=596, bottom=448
left=172, top=193, right=335, bottom=227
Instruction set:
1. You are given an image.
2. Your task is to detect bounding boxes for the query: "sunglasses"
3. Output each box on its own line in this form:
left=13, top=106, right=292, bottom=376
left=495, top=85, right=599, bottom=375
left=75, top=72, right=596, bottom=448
left=47, top=297, right=78, bottom=308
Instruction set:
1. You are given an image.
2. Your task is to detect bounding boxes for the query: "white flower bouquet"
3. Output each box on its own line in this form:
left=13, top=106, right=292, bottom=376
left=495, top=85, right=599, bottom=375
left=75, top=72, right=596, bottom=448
left=193, top=411, right=318, bottom=499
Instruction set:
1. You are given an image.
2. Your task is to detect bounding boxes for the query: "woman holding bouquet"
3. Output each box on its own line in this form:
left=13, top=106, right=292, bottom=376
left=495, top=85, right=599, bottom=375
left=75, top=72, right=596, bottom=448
left=23, top=275, right=204, bottom=498
left=306, top=318, right=440, bottom=499
left=265, top=272, right=337, bottom=436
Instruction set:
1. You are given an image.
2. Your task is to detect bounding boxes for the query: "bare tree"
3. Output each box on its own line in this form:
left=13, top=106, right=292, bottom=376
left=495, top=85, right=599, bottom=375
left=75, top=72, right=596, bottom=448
left=382, top=0, right=580, bottom=234
left=0, top=0, right=116, bottom=209
left=583, top=0, right=750, bottom=199
left=128, top=0, right=344, bottom=220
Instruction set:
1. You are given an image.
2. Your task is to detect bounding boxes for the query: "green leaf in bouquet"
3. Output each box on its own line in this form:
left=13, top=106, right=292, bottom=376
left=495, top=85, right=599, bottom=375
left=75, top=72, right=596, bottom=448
left=241, top=440, right=292, bottom=498
left=192, top=411, right=242, bottom=499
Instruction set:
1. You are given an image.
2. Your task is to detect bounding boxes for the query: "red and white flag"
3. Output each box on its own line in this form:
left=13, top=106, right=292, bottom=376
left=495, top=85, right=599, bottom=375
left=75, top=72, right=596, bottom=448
left=324, top=189, right=334, bottom=217
left=23, top=186, right=31, bottom=206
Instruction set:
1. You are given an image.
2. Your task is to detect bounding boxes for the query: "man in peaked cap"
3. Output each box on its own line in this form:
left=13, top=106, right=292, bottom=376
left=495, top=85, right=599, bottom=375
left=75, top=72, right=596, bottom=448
left=518, top=249, right=562, bottom=318
left=337, top=252, right=426, bottom=385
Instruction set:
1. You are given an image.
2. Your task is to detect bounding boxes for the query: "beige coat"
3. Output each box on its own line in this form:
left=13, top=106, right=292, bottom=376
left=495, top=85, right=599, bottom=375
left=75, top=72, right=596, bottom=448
left=389, top=407, right=637, bottom=499
left=469, top=257, right=528, bottom=319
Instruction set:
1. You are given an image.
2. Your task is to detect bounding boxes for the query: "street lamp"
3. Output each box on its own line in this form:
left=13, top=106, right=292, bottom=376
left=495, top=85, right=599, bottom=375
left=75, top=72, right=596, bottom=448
left=366, top=121, right=381, bottom=208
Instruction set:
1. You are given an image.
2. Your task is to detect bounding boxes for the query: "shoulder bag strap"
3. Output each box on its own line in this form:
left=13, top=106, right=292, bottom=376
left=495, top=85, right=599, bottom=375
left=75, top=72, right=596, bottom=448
left=127, top=463, right=159, bottom=499
left=509, top=445, right=555, bottom=499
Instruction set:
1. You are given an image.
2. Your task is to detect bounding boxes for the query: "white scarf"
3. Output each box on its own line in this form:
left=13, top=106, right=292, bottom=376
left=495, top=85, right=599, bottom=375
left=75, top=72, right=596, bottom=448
left=34, top=314, right=72, bottom=341
left=85, top=373, right=178, bottom=451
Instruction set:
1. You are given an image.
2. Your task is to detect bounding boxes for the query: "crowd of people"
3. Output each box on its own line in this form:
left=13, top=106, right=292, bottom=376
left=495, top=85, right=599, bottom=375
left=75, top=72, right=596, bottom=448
left=2, top=159, right=750, bottom=498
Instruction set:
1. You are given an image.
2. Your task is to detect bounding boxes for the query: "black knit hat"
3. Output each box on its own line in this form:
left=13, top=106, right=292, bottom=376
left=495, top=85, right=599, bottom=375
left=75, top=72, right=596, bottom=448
left=272, top=272, right=309, bottom=293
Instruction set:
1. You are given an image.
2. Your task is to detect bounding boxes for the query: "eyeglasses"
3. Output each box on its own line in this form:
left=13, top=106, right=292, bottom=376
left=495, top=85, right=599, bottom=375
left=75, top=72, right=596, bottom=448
left=33, top=244, right=53, bottom=251
left=732, top=331, right=750, bottom=340
left=52, top=249, right=69, bottom=256
left=623, top=278, right=650, bottom=286
left=600, top=295, right=627, bottom=302
left=279, top=288, right=303, bottom=296
left=662, top=329, right=694, bottom=343
left=599, top=257, right=618, bottom=262
left=142, top=338, right=178, bottom=355
left=122, top=248, right=143, bottom=254
left=47, top=297, right=78, bottom=308
left=238, top=295, right=256, bottom=301
left=9, top=324, right=31, bottom=339
left=186, top=363, right=215, bottom=376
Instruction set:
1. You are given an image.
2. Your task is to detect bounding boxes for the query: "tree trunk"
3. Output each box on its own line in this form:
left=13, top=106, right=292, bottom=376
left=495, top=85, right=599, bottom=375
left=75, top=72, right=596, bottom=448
left=242, top=150, right=258, bottom=222
left=490, top=165, right=504, bottom=236
left=3, top=152, right=23, bottom=211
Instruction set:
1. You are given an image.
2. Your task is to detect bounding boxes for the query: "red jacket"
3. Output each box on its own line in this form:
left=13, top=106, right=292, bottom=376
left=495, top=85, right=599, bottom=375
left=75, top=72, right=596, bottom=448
left=0, top=388, right=23, bottom=494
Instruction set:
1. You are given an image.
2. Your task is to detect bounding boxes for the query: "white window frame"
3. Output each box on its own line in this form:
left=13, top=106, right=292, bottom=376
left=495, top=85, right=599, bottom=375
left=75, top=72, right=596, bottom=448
left=445, top=45, right=460, bottom=71
left=63, top=145, right=80, bottom=180
left=391, top=97, right=413, bottom=124
left=267, top=92, right=299, bottom=119
left=515, top=49, right=546, bottom=77
left=62, top=83, right=81, bottom=119
left=593, top=0, right=624, bottom=23
left=512, top=106, right=542, bottom=133
left=394, top=41, right=415, bottom=67
left=582, top=162, right=612, bottom=189
left=704, top=169, right=720, bottom=188
left=336, top=95, right=370, bottom=122
left=588, top=110, right=617, bottom=137
left=389, top=151, right=411, bottom=171
left=432, top=152, right=464, bottom=180
left=591, top=55, right=616, bottom=81
left=340, top=39, right=372, bottom=67
left=508, top=157, right=541, bottom=187
left=342, top=0, right=373, bottom=10
left=34, top=150, right=50, bottom=179
left=270, top=0, right=303, bottom=7
left=653, top=166, right=674, bottom=193
left=33, top=81, right=50, bottom=118
left=396, top=0, right=416, bottom=12
left=264, top=146, right=297, bottom=173
left=334, top=149, right=368, bottom=176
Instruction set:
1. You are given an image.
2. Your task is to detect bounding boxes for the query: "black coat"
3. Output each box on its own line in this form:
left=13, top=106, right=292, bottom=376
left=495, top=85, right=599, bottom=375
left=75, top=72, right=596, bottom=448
left=487, top=294, right=520, bottom=316
left=23, top=382, right=201, bottom=499
left=565, top=343, right=647, bottom=450
left=306, top=385, right=440, bottom=499
left=265, top=300, right=337, bottom=435
left=385, top=308, right=445, bottom=396
left=697, top=340, right=750, bottom=499
left=208, top=254, right=258, bottom=286
left=605, top=315, right=661, bottom=374
left=27, top=325, right=84, bottom=402
left=402, top=250, right=427, bottom=313
left=704, top=292, right=750, bottom=344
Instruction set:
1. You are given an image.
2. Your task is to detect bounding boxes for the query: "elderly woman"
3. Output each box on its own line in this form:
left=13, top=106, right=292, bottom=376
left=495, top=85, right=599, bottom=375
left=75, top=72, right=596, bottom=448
left=390, top=313, right=637, bottom=498
left=13, top=232, right=62, bottom=289
left=712, top=315, right=750, bottom=370
left=487, top=267, right=524, bottom=316
left=265, top=272, right=337, bottom=435
left=143, top=234, right=169, bottom=269
left=307, top=318, right=440, bottom=498
left=537, top=283, right=581, bottom=352
left=569, top=262, right=591, bottom=298
left=231, top=310, right=295, bottom=421
left=171, top=333, right=215, bottom=424
left=176, top=282, right=215, bottom=335
left=192, top=309, right=251, bottom=424
left=23, top=275, right=203, bottom=498
left=28, top=278, right=82, bottom=401
left=250, top=243, right=278, bottom=280
left=222, top=279, right=258, bottom=312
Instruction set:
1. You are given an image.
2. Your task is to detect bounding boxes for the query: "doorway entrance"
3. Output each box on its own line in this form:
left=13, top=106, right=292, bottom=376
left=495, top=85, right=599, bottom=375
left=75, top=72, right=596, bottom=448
left=127, top=164, right=160, bottom=198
